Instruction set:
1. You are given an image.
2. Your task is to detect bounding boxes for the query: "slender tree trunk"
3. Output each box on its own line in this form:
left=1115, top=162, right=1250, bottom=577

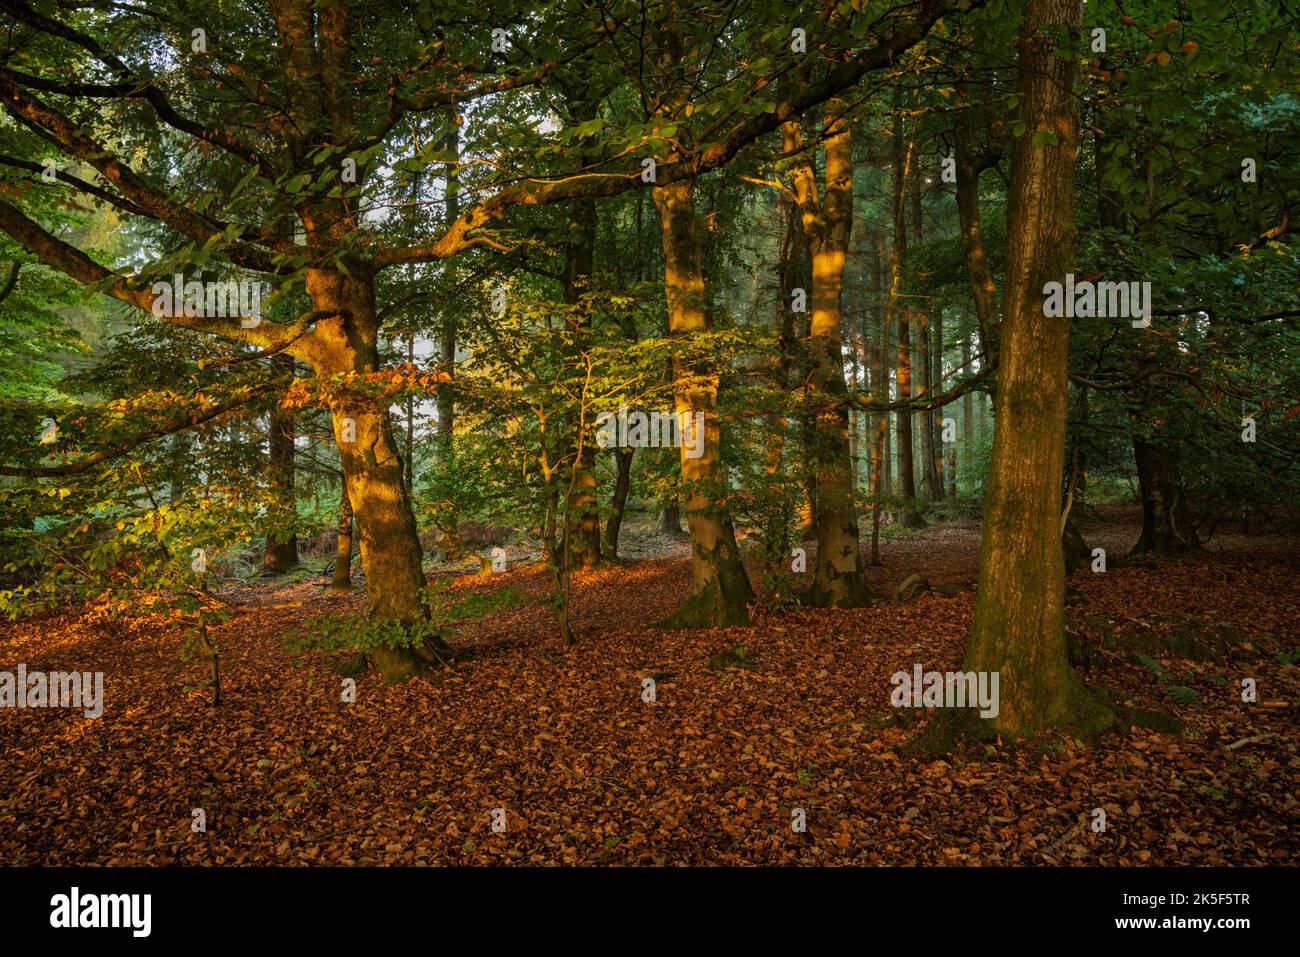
left=332, top=486, right=354, bottom=591
left=1062, top=384, right=1092, bottom=572
left=603, top=448, right=635, bottom=558
left=954, top=98, right=1001, bottom=360
left=652, top=178, right=755, bottom=626
left=932, top=307, right=946, bottom=500
left=437, top=120, right=460, bottom=455
left=963, top=0, right=1111, bottom=738
left=263, top=355, right=299, bottom=574
left=892, top=108, right=924, bottom=528
left=562, top=91, right=603, bottom=569
left=962, top=332, right=974, bottom=480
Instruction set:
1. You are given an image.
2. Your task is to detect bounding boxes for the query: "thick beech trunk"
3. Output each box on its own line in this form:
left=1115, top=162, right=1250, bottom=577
left=303, top=270, right=446, bottom=679
left=652, top=178, right=755, bottom=627
left=963, top=0, right=1111, bottom=738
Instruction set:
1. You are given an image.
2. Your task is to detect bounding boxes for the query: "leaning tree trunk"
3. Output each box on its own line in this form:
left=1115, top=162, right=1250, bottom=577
left=652, top=178, right=755, bottom=627
left=304, top=269, right=448, bottom=680
left=963, top=0, right=1112, bottom=738
left=603, top=447, right=635, bottom=558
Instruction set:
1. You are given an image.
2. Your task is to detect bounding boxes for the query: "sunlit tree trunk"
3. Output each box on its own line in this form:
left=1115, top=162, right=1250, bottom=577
left=332, top=486, right=354, bottom=591
left=302, top=268, right=446, bottom=679
left=787, top=104, right=873, bottom=607
left=652, top=178, right=755, bottom=626
left=963, top=0, right=1111, bottom=737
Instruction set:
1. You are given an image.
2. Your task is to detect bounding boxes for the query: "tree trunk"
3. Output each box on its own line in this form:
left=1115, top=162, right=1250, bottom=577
left=1130, top=436, right=1200, bottom=556
left=332, top=486, right=354, bottom=590
left=892, top=118, right=924, bottom=528
left=963, top=0, right=1111, bottom=738
left=263, top=358, right=299, bottom=574
left=658, top=504, right=687, bottom=538
left=962, top=332, right=974, bottom=478
left=787, top=104, right=873, bottom=607
left=931, top=307, right=946, bottom=500
left=304, top=269, right=447, bottom=679
left=562, top=94, right=603, bottom=569
left=954, top=98, right=1001, bottom=359
left=603, top=448, right=635, bottom=558
left=652, top=178, right=755, bottom=627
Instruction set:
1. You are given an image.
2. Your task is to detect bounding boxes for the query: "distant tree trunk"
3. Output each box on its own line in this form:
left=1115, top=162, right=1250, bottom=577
left=332, top=486, right=354, bottom=591
left=912, top=163, right=940, bottom=505
left=263, top=358, right=299, bottom=574
left=652, top=176, right=755, bottom=626
left=1130, top=437, right=1200, bottom=556
left=562, top=91, right=603, bottom=570
left=963, top=0, right=1111, bottom=738
left=870, top=179, right=898, bottom=565
left=437, top=119, right=460, bottom=456
left=931, top=307, right=946, bottom=500
left=962, top=332, right=975, bottom=478
left=954, top=93, right=1001, bottom=360
left=405, top=328, right=415, bottom=492
left=1062, top=385, right=1092, bottom=573
left=892, top=107, right=924, bottom=528
left=658, top=504, right=687, bottom=537
left=603, top=448, right=635, bottom=558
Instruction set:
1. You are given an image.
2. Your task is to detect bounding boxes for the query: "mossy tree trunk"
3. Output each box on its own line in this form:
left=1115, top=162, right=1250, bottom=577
left=299, top=268, right=447, bottom=679
left=963, top=0, right=1112, bottom=738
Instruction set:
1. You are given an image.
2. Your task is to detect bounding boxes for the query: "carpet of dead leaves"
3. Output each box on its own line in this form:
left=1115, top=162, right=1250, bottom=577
left=2, top=509, right=1296, bottom=866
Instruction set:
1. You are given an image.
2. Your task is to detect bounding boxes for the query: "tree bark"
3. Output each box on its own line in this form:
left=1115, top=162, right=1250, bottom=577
left=963, top=0, right=1111, bottom=738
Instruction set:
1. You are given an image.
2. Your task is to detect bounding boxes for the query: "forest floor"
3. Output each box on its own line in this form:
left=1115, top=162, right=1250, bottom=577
left=2, top=507, right=1297, bottom=865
